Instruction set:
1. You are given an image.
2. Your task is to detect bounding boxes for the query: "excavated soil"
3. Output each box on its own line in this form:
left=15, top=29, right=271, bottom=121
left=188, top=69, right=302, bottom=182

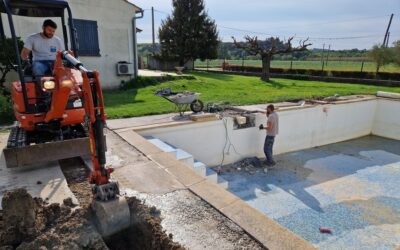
left=0, top=188, right=107, bottom=250
left=0, top=158, right=183, bottom=250
left=60, top=157, right=183, bottom=250
left=104, top=197, right=183, bottom=250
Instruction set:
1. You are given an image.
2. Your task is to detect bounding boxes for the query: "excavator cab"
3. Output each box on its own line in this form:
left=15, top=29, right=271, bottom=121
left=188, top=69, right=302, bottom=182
left=0, top=0, right=88, bottom=166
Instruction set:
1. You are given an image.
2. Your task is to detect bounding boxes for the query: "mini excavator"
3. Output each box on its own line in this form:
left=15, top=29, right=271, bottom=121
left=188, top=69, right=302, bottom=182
left=1, top=0, right=130, bottom=237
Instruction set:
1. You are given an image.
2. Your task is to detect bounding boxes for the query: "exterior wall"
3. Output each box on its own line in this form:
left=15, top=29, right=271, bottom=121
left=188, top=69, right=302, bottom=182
left=372, top=99, right=400, bottom=140
left=1, top=0, right=140, bottom=88
left=138, top=99, right=400, bottom=167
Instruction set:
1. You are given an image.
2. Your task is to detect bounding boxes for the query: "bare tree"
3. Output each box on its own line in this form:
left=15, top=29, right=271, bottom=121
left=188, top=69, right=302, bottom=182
left=232, top=36, right=312, bottom=81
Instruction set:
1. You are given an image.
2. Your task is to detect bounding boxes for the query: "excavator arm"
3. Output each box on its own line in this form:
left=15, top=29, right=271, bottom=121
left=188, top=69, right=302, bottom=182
left=59, top=51, right=119, bottom=201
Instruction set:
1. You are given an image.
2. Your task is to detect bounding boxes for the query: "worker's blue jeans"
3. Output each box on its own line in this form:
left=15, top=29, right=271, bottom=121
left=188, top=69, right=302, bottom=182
left=264, top=135, right=276, bottom=165
left=32, top=60, right=55, bottom=76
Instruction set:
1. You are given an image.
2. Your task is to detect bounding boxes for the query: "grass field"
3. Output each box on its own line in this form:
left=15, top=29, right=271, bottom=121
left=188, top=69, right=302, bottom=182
left=194, top=59, right=400, bottom=73
left=103, top=71, right=400, bottom=119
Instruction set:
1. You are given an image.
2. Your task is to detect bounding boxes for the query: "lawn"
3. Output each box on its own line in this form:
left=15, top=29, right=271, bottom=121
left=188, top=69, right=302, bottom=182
left=103, top=71, right=400, bottom=119
left=194, top=59, right=400, bottom=73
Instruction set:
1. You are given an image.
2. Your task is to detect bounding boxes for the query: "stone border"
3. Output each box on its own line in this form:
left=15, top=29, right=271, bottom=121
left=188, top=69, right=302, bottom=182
left=116, top=129, right=315, bottom=250
left=114, top=95, right=378, bottom=133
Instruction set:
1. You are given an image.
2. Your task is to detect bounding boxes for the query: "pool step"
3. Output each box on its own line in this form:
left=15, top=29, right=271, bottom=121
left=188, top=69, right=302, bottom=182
left=176, top=148, right=194, bottom=167
left=146, top=138, right=177, bottom=158
left=194, top=161, right=228, bottom=189
left=146, top=137, right=228, bottom=189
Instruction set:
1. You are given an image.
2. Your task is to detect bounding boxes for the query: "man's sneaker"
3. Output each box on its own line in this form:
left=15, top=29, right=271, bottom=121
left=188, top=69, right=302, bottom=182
left=264, top=161, right=276, bottom=169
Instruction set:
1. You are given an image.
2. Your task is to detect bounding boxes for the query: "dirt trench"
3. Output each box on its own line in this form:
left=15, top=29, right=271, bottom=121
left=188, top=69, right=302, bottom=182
left=0, top=158, right=183, bottom=250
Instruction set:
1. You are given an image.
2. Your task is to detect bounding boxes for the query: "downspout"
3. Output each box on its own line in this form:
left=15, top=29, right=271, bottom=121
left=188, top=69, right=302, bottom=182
left=132, top=10, right=144, bottom=78
left=0, top=13, right=5, bottom=40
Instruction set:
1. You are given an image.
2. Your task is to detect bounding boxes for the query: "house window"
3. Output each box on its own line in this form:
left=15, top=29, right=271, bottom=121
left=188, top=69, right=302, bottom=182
left=73, top=19, right=100, bottom=56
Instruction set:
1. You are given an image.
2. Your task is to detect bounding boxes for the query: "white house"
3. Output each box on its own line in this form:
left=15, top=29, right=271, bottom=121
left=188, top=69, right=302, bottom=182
left=1, top=0, right=143, bottom=89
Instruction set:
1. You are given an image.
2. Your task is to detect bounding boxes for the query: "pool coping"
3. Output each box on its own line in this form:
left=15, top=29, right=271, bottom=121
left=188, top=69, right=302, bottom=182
left=116, top=129, right=316, bottom=250
left=113, top=95, right=394, bottom=133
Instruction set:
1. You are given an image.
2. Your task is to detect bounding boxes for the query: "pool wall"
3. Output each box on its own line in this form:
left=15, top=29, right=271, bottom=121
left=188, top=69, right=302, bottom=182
left=138, top=98, right=400, bottom=167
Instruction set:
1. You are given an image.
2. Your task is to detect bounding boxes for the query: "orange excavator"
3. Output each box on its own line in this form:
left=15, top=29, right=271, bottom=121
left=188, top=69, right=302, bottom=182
left=1, top=0, right=130, bottom=236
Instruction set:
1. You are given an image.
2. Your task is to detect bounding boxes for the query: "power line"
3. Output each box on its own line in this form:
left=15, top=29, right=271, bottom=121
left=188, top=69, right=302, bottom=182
left=219, top=25, right=274, bottom=37
left=219, top=25, right=382, bottom=41
left=271, top=14, right=391, bottom=30
left=144, top=8, right=390, bottom=42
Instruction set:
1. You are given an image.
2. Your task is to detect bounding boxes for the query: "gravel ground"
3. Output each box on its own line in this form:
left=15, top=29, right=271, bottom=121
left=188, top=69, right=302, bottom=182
left=123, top=189, right=265, bottom=250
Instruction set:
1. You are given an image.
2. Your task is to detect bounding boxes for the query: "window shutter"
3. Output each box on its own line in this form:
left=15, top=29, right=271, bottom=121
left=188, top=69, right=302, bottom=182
left=73, top=19, right=100, bottom=56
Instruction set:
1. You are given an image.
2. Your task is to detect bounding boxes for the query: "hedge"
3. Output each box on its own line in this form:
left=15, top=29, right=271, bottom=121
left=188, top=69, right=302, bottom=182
left=222, top=65, right=400, bottom=81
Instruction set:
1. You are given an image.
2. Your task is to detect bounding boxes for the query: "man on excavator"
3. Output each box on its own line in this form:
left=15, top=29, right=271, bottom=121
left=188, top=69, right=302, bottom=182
left=20, top=19, right=64, bottom=76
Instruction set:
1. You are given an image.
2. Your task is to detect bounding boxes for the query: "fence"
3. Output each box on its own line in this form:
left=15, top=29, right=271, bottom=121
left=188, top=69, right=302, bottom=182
left=194, top=59, right=399, bottom=74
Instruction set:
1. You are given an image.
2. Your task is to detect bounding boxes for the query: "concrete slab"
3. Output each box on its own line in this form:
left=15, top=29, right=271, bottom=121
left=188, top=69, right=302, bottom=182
left=112, top=161, right=185, bottom=194
left=0, top=133, right=78, bottom=207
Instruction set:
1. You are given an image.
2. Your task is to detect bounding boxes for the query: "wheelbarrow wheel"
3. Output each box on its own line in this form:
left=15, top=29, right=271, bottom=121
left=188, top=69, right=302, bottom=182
left=190, top=99, right=204, bottom=113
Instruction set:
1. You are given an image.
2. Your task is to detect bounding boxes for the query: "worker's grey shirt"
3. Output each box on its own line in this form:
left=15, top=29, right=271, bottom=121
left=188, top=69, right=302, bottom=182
left=24, top=33, right=64, bottom=61
left=267, top=112, right=279, bottom=136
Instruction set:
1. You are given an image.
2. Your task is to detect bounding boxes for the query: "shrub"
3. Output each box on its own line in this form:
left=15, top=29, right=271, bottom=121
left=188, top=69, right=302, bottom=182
left=0, top=94, right=14, bottom=125
left=222, top=64, right=400, bottom=81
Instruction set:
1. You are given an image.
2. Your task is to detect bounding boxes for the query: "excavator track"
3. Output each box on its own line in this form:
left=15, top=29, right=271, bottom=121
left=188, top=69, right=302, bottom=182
left=3, top=126, right=91, bottom=168
left=7, top=126, right=27, bottom=149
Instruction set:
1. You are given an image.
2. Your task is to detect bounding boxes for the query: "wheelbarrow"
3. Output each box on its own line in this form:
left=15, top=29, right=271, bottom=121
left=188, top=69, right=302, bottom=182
left=155, top=88, right=204, bottom=116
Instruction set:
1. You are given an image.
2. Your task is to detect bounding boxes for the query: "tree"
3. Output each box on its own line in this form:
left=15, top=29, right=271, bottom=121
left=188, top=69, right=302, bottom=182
left=0, top=37, right=23, bottom=96
left=232, top=36, right=312, bottom=81
left=368, top=44, right=394, bottom=73
left=158, top=0, right=219, bottom=66
left=392, top=40, right=400, bottom=66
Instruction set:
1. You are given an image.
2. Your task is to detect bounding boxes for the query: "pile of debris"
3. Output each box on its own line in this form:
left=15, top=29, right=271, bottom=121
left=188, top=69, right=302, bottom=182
left=0, top=188, right=183, bottom=250
left=216, top=157, right=266, bottom=175
left=0, top=188, right=106, bottom=250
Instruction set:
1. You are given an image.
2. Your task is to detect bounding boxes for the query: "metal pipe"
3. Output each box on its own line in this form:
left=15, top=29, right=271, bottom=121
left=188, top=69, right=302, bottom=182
left=61, top=13, right=69, bottom=50
left=62, top=50, right=88, bottom=72
left=132, top=10, right=144, bottom=78
left=66, top=6, right=78, bottom=57
left=3, top=0, right=29, bottom=112
left=0, top=13, right=5, bottom=40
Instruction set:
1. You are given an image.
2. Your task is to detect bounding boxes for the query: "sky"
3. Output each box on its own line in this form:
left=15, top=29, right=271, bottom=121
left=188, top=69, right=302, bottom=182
left=130, top=0, right=399, bottom=50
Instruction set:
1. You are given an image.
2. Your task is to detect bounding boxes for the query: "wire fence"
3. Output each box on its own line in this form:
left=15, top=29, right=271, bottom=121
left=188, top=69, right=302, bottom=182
left=194, top=59, right=400, bottom=73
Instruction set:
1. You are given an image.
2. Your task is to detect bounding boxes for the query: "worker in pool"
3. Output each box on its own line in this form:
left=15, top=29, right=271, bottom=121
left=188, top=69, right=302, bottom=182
left=21, top=19, right=64, bottom=76
left=260, top=104, right=279, bottom=167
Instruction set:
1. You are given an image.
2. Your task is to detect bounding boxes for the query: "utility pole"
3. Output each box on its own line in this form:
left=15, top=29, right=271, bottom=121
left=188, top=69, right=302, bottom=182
left=151, top=7, right=156, bottom=53
left=321, top=43, right=325, bottom=71
left=321, top=43, right=325, bottom=64
left=383, top=13, right=394, bottom=47
left=386, top=32, right=390, bottom=47
left=325, top=44, right=331, bottom=67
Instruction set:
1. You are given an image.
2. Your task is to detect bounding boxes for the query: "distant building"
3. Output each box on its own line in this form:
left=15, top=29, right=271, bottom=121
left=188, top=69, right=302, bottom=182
left=1, top=0, right=143, bottom=89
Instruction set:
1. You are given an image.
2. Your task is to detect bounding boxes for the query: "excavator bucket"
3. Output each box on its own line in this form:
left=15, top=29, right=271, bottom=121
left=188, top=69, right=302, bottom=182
left=3, top=137, right=90, bottom=168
